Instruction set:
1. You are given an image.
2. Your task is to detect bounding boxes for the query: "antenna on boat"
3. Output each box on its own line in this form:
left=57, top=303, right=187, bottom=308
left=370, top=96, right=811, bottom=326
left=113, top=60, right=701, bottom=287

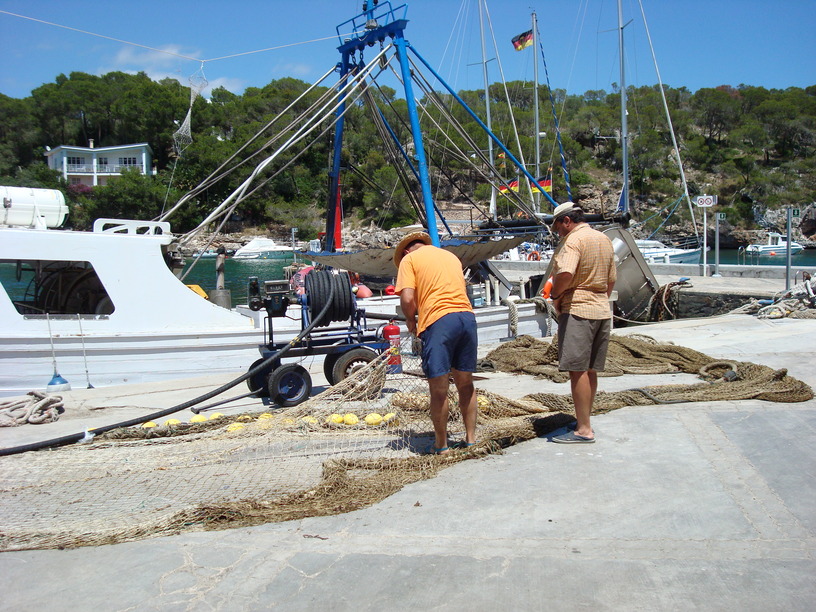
left=617, top=0, right=630, bottom=215
left=45, top=313, right=71, bottom=394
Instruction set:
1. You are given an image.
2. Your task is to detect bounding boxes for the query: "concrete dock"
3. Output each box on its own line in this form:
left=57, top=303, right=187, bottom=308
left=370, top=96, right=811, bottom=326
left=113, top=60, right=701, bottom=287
left=1, top=313, right=815, bottom=611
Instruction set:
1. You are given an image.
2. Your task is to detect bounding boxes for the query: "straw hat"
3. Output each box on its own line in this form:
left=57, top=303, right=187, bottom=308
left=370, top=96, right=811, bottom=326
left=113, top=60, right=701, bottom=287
left=550, top=202, right=577, bottom=223
left=394, top=231, right=432, bottom=268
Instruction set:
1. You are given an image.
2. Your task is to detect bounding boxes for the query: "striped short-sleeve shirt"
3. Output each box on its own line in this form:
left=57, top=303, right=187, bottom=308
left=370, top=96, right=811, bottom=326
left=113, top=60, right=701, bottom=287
left=552, top=224, right=617, bottom=320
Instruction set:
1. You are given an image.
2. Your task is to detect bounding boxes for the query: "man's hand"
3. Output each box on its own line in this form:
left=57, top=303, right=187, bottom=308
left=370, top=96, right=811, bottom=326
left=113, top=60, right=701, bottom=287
left=400, top=288, right=418, bottom=336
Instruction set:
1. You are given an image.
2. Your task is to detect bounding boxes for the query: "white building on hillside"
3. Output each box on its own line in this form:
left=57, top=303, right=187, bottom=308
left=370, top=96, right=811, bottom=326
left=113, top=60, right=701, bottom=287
left=44, top=141, right=156, bottom=187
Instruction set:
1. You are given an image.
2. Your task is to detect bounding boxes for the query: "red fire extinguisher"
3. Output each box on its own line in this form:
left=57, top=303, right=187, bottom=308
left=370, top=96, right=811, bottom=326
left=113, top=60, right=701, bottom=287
left=383, top=320, right=402, bottom=374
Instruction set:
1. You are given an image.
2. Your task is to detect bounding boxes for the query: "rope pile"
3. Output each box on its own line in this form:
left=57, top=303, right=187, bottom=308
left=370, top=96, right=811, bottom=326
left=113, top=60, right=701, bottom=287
left=0, top=334, right=811, bottom=552
left=730, top=277, right=816, bottom=319
left=502, top=296, right=554, bottom=337
left=0, top=392, right=64, bottom=427
left=648, top=280, right=692, bottom=321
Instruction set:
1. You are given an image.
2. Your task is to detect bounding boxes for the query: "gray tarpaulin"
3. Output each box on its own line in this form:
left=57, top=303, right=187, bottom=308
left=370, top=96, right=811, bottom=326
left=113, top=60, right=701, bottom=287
left=305, top=235, right=530, bottom=277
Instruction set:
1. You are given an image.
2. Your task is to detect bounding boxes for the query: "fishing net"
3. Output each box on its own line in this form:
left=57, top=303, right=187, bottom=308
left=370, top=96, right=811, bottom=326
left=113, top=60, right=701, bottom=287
left=0, top=334, right=811, bottom=552
left=172, top=63, right=209, bottom=156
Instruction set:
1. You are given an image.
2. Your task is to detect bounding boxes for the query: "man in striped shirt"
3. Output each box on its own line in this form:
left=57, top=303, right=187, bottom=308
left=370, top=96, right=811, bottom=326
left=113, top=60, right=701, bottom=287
left=548, top=203, right=617, bottom=443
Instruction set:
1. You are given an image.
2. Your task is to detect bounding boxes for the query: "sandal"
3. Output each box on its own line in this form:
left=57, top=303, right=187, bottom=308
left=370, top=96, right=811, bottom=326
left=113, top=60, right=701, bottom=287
left=421, top=443, right=450, bottom=455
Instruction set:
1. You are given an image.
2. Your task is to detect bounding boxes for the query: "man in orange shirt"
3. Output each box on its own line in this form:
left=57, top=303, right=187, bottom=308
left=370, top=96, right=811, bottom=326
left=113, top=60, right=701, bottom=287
left=548, top=203, right=616, bottom=443
left=394, top=231, right=478, bottom=454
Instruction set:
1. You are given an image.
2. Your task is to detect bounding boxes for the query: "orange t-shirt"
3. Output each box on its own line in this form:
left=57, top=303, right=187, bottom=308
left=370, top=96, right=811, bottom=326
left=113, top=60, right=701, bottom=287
left=395, top=245, right=472, bottom=334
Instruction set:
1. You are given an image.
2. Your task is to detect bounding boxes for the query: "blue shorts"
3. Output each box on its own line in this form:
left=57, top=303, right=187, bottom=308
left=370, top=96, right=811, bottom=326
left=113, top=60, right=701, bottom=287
left=419, top=311, right=477, bottom=379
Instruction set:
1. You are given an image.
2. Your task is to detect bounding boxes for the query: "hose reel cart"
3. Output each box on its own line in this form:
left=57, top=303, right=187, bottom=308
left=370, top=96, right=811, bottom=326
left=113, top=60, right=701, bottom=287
left=245, top=269, right=396, bottom=406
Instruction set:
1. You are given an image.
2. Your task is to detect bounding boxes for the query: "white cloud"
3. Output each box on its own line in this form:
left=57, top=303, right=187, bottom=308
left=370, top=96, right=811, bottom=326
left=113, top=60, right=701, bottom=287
left=272, top=62, right=312, bottom=77
left=98, top=44, right=202, bottom=81
left=204, top=76, right=246, bottom=96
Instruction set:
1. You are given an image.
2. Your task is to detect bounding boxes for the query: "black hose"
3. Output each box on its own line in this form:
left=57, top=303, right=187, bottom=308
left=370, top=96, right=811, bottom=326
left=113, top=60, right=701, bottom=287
left=0, top=271, right=337, bottom=457
left=189, top=389, right=261, bottom=414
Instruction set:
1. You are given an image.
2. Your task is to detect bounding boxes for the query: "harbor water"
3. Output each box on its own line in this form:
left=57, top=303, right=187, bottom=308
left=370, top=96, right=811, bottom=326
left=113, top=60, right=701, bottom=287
left=180, top=248, right=815, bottom=308
left=180, top=255, right=296, bottom=307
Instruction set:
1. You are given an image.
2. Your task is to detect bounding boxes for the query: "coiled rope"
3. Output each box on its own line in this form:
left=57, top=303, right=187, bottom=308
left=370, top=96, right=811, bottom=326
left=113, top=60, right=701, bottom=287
left=0, top=392, right=64, bottom=427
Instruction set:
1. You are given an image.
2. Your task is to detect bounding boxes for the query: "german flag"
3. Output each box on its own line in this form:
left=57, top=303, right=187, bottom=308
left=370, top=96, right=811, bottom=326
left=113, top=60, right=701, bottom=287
left=532, top=176, right=552, bottom=193
left=499, top=178, right=520, bottom=193
left=499, top=177, right=552, bottom=193
left=511, top=29, right=533, bottom=51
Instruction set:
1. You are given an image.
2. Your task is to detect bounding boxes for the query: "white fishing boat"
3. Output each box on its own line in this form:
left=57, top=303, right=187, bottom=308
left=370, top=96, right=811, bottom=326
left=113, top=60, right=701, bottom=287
left=1, top=188, right=548, bottom=398
left=232, top=237, right=293, bottom=260
left=0, top=188, right=270, bottom=398
left=635, top=239, right=702, bottom=264
left=745, top=232, right=804, bottom=256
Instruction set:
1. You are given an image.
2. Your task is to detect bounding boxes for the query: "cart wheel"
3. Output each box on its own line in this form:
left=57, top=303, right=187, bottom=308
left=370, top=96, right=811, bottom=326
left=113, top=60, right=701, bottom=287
left=323, top=353, right=340, bottom=386
left=331, top=347, right=377, bottom=383
left=246, top=358, right=274, bottom=397
left=268, top=363, right=312, bottom=407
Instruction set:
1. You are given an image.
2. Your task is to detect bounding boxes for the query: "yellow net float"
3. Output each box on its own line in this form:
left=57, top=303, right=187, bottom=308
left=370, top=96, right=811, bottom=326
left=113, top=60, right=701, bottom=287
left=364, top=413, right=383, bottom=426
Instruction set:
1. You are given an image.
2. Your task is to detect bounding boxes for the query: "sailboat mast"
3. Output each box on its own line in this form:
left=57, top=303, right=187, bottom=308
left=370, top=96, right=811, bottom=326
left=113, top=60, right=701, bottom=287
left=618, top=0, right=629, bottom=214
left=478, top=0, right=497, bottom=220
left=532, top=11, right=541, bottom=213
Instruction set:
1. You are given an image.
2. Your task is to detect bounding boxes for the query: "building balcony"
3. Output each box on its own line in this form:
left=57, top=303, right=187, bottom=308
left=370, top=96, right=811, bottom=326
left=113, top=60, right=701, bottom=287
left=66, top=164, right=146, bottom=174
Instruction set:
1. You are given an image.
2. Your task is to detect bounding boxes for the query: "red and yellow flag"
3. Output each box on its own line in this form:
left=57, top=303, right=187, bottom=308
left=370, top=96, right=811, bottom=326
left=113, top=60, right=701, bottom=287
left=511, top=30, right=533, bottom=51
left=533, top=176, right=552, bottom=193
left=498, top=176, right=551, bottom=193
left=499, top=178, right=520, bottom=193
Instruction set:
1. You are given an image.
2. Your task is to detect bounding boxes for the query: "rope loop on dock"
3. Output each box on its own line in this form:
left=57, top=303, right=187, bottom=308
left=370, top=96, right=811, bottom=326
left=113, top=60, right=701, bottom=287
left=0, top=392, right=64, bottom=427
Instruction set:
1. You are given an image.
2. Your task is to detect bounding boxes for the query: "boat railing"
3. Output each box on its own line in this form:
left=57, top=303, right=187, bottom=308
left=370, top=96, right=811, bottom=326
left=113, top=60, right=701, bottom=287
left=738, top=246, right=761, bottom=266
left=92, top=218, right=171, bottom=235
left=335, top=1, right=407, bottom=45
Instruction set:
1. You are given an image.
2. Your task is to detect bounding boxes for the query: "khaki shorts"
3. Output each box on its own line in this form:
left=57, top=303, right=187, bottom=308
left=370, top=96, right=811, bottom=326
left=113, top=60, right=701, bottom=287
left=557, top=313, right=612, bottom=372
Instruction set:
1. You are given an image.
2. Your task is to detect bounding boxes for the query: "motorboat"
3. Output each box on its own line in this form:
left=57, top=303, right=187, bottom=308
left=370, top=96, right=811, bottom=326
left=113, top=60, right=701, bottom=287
left=232, top=237, right=293, bottom=260
left=745, top=232, right=804, bottom=256
left=192, top=248, right=220, bottom=258
left=0, top=188, right=271, bottom=398
left=635, top=239, right=702, bottom=264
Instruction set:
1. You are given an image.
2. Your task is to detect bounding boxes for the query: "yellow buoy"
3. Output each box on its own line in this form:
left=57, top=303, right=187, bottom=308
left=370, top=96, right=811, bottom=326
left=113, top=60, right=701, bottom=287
left=364, top=413, right=383, bottom=426
left=209, top=412, right=225, bottom=420
left=225, top=423, right=245, bottom=432
left=343, top=413, right=359, bottom=426
left=141, top=421, right=157, bottom=428
left=327, top=413, right=344, bottom=424
left=237, top=414, right=254, bottom=422
left=164, top=418, right=181, bottom=426
left=190, top=414, right=208, bottom=423
left=258, top=413, right=275, bottom=420
left=383, top=412, right=399, bottom=426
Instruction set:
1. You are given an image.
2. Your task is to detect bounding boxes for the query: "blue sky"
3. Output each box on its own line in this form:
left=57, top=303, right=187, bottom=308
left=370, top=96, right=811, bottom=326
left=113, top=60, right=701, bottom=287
left=1, top=0, right=814, bottom=100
